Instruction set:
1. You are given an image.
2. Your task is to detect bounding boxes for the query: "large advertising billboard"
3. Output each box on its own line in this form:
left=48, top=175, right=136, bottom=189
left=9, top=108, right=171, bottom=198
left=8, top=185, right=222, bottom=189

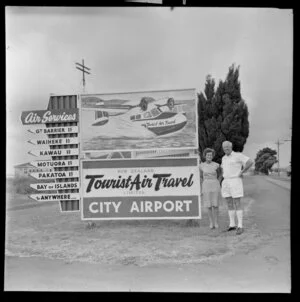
left=81, top=157, right=201, bottom=220
left=20, top=89, right=199, bottom=216
left=80, top=89, right=198, bottom=153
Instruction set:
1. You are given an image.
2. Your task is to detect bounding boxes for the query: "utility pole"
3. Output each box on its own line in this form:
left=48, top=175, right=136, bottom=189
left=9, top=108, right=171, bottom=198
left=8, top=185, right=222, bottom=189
left=284, top=129, right=292, bottom=166
left=284, top=125, right=292, bottom=166
left=275, top=139, right=284, bottom=176
left=75, top=59, right=91, bottom=93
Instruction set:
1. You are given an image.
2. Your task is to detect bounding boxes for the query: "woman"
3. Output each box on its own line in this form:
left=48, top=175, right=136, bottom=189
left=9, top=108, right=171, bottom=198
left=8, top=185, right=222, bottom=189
left=199, top=148, right=222, bottom=229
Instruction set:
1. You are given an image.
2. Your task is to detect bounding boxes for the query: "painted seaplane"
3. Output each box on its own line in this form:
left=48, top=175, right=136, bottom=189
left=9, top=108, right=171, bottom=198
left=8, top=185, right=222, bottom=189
left=83, top=96, right=187, bottom=136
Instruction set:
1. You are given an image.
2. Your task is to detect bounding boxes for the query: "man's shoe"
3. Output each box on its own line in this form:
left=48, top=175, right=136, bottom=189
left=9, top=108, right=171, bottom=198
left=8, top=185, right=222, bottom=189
left=236, top=228, right=244, bottom=235
left=226, top=226, right=237, bottom=232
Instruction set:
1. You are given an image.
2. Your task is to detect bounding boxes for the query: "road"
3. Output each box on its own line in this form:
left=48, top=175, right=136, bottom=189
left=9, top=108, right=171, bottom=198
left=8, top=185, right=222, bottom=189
left=4, top=175, right=291, bottom=292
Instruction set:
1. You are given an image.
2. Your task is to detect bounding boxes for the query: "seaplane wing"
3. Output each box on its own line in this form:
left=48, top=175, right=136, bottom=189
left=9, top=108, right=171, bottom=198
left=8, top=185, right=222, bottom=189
left=81, top=96, right=182, bottom=118
left=82, top=104, right=136, bottom=116
left=81, top=96, right=139, bottom=116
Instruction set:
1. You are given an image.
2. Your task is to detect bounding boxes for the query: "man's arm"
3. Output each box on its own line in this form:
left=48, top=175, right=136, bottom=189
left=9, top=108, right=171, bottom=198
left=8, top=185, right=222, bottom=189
left=200, top=169, right=204, bottom=185
left=238, top=159, right=253, bottom=177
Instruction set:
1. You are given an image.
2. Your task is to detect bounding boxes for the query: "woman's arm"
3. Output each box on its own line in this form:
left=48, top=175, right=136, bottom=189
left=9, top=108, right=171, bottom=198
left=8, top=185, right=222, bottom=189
left=200, top=169, right=204, bottom=185
left=217, top=166, right=223, bottom=184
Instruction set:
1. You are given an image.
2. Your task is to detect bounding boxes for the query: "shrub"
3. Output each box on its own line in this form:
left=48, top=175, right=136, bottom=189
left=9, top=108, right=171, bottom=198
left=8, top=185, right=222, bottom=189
left=13, top=177, right=36, bottom=194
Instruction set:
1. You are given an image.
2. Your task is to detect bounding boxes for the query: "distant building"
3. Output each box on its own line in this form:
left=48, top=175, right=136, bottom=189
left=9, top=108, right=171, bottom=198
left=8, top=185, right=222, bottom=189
left=14, top=162, right=52, bottom=178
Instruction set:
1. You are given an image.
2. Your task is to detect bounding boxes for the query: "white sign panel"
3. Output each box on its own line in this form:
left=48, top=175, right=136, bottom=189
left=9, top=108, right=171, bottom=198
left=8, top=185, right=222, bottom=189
left=30, top=171, right=79, bottom=180
left=83, top=165, right=198, bottom=198
left=28, top=126, right=78, bottom=135
left=30, top=160, right=79, bottom=168
left=30, top=182, right=80, bottom=191
left=28, top=137, right=79, bottom=146
left=29, top=193, right=80, bottom=202
left=81, top=158, right=201, bottom=220
left=28, top=149, right=79, bottom=157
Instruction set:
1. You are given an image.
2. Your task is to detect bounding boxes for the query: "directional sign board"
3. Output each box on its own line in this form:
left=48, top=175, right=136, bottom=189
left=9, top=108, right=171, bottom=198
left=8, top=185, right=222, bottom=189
left=28, top=126, right=78, bottom=135
left=22, top=106, right=81, bottom=211
left=30, top=171, right=79, bottom=180
left=28, top=138, right=79, bottom=146
left=30, top=160, right=79, bottom=168
left=30, top=182, right=80, bottom=191
left=29, top=193, right=80, bottom=202
left=28, top=149, right=79, bottom=157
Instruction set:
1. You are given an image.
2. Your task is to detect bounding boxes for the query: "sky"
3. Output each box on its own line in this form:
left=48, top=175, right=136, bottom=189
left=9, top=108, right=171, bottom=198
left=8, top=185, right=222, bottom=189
left=6, top=6, right=293, bottom=175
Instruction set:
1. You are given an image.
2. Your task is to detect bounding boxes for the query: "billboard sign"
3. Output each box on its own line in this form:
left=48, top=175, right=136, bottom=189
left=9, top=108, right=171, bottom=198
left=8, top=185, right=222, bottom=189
left=28, top=138, right=78, bottom=146
left=30, top=171, right=79, bottom=180
left=30, top=159, right=79, bottom=168
left=80, top=89, right=198, bottom=153
left=28, top=148, right=79, bottom=157
left=21, top=109, right=79, bottom=125
left=30, top=182, right=80, bottom=191
left=28, top=126, right=78, bottom=135
left=29, top=193, right=80, bottom=202
left=81, top=157, right=201, bottom=220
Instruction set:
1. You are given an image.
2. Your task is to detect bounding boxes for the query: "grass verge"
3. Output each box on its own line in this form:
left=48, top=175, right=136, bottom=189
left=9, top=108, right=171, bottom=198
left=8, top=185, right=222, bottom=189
left=6, top=193, right=267, bottom=266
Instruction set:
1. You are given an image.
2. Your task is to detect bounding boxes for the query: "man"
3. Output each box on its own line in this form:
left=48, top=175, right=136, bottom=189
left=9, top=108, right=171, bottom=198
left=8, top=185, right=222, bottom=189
left=221, top=141, right=253, bottom=235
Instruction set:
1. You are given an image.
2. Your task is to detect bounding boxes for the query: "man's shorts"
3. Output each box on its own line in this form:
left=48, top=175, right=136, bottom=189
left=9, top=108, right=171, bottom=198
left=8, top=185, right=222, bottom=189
left=221, top=178, right=244, bottom=198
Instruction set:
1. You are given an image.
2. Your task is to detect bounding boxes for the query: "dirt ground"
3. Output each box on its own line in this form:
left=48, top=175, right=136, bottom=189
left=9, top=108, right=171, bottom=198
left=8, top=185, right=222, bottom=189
left=4, top=175, right=291, bottom=292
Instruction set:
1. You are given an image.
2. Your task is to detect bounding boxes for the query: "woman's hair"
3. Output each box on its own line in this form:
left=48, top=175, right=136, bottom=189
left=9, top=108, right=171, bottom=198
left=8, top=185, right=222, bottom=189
left=203, top=148, right=215, bottom=159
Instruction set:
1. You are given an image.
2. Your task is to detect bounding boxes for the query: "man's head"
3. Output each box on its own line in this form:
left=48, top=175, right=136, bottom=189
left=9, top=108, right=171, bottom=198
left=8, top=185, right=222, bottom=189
left=222, top=141, right=233, bottom=156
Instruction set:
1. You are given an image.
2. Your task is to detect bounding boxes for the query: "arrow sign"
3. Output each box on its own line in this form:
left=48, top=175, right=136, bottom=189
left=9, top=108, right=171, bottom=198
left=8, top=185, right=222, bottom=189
left=28, top=137, right=79, bottom=146
left=30, top=160, right=79, bottom=168
left=30, top=171, right=79, bottom=180
left=28, top=126, right=78, bottom=135
left=29, top=149, right=79, bottom=157
left=30, top=182, right=80, bottom=191
left=29, top=193, right=80, bottom=202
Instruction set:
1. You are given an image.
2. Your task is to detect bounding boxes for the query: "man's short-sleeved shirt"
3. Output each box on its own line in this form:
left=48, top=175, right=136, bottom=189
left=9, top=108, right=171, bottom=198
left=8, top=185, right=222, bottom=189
left=221, top=151, right=250, bottom=179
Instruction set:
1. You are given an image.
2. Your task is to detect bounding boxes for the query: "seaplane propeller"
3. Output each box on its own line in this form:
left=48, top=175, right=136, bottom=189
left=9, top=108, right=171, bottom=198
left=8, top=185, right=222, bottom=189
left=139, top=97, right=156, bottom=111
left=167, top=97, right=175, bottom=109
left=139, top=97, right=176, bottom=111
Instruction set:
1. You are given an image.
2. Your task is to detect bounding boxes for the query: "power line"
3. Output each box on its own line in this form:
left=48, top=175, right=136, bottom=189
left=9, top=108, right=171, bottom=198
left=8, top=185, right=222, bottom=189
left=75, top=59, right=91, bottom=93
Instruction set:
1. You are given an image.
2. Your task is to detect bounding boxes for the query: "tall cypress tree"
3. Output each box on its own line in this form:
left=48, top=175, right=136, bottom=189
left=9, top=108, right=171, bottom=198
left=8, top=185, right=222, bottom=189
left=198, top=64, right=250, bottom=163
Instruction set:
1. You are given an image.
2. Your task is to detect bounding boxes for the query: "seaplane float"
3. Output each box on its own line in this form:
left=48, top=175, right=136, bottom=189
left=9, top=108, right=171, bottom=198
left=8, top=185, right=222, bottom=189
left=82, top=96, right=188, bottom=136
